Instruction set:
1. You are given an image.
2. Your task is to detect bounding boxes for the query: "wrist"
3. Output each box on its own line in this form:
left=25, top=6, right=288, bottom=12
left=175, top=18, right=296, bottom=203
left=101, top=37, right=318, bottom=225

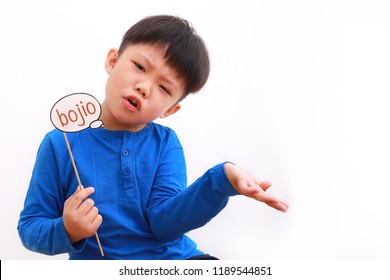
left=223, top=162, right=237, bottom=189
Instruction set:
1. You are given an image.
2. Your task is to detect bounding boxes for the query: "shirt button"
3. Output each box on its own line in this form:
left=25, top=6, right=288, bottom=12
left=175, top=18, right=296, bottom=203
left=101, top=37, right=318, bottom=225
left=123, top=168, right=130, bottom=176
left=122, top=149, right=129, bottom=156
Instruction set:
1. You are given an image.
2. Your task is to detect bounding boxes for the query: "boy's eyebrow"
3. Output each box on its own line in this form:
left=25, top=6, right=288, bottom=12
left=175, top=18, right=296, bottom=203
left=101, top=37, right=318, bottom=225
left=138, top=52, right=153, bottom=70
left=138, top=52, right=181, bottom=93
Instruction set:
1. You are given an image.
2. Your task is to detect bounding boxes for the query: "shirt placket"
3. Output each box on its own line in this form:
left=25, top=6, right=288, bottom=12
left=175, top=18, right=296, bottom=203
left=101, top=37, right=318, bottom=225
left=121, top=133, right=136, bottom=201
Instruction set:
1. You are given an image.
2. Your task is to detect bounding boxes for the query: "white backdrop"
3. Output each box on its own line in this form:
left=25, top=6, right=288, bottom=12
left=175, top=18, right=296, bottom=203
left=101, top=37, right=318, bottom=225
left=1, top=0, right=389, bottom=260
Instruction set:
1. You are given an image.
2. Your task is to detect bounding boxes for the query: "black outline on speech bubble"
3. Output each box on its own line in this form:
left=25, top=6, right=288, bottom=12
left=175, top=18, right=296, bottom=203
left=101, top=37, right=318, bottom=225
left=50, top=92, right=104, bottom=133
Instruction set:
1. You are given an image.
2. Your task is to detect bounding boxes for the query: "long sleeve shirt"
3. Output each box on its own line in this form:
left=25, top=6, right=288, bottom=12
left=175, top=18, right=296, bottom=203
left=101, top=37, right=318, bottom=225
left=18, top=122, right=238, bottom=259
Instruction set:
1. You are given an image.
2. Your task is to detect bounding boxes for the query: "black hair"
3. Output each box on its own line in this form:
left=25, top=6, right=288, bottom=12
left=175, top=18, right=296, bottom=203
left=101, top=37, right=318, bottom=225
left=118, top=15, right=210, bottom=98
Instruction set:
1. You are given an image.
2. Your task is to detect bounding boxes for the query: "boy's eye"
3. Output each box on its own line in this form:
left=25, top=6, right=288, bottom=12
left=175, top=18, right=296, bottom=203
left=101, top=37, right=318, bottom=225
left=159, top=85, right=171, bottom=95
left=133, top=62, right=145, bottom=72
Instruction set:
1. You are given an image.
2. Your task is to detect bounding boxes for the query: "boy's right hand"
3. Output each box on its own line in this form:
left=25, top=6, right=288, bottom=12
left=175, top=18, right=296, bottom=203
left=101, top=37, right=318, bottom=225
left=63, top=186, right=103, bottom=244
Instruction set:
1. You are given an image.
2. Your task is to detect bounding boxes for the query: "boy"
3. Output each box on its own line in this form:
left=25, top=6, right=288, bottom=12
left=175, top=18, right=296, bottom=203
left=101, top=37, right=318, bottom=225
left=18, top=15, right=288, bottom=259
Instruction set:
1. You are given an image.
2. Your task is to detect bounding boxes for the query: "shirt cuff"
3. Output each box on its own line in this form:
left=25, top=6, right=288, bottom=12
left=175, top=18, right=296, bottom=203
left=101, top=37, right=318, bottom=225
left=57, top=217, right=86, bottom=253
left=211, top=162, right=240, bottom=197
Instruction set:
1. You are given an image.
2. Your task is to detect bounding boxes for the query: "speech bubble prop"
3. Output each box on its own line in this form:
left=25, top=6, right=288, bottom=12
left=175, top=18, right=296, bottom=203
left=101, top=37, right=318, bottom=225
left=50, top=92, right=104, bottom=132
left=49, top=92, right=105, bottom=256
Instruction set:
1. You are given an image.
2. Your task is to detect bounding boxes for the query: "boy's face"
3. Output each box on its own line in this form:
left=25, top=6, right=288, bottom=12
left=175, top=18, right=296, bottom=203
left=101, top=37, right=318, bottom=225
left=101, top=43, right=184, bottom=131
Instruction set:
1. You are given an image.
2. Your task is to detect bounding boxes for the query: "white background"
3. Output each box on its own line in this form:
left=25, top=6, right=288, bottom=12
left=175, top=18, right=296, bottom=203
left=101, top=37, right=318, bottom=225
left=1, top=0, right=389, bottom=260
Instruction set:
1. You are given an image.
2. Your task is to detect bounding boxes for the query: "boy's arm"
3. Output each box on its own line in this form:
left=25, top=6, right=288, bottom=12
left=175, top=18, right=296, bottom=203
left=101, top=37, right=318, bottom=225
left=18, top=133, right=85, bottom=255
left=146, top=145, right=288, bottom=242
left=146, top=153, right=237, bottom=241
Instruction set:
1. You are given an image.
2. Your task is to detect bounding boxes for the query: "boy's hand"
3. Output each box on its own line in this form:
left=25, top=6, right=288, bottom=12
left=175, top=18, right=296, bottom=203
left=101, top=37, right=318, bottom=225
left=224, top=163, right=289, bottom=212
left=63, top=186, right=103, bottom=244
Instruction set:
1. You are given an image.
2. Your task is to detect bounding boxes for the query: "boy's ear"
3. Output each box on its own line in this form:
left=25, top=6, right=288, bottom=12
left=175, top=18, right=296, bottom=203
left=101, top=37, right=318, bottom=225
left=160, top=104, right=181, bottom=119
left=105, top=48, right=119, bottom=74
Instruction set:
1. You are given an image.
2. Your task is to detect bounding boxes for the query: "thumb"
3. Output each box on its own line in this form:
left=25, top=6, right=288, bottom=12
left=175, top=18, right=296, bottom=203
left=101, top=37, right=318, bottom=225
left=73, top=185, right=84, bottom=193
left=65, top=185, right=84, bottom=207
left=69, top=185, right=84, bottom=199
left=258, top=181, right=272, bottom=191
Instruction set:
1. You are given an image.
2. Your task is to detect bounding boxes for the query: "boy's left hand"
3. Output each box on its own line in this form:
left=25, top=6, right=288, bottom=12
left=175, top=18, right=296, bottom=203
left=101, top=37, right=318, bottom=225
left=224, top=163, right=289, bottom=212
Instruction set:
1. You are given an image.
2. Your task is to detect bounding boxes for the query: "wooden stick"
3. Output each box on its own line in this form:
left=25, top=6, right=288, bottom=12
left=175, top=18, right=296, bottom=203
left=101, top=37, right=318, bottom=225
left=63, top=132, right=104, bottom=256
left=63, top=132, right=82, bottom=188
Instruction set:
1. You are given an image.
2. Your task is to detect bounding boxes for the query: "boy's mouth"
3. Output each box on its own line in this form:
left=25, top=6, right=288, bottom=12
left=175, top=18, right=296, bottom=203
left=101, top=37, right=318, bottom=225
left=128, top=98, right=138, bottom=107
left=126, top=96, right=141, bottom=110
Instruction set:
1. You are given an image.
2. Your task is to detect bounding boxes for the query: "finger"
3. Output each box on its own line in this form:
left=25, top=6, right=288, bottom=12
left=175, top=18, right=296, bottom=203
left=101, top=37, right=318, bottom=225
left=258, top=181, right=272, bottom=191
left=68, top=185, right=82, bottom=198
left=242, top=180, right=277, bottom=202
left=68, top=187, right=95, bottom=209
left=251, top=190, right=279, bottom=204
left=91, top=214, right=103, bottom=230
left=270, top=199, right=289, bottom=210
left=86, top=206, right=99, bottom=221
left=64, top=186, right=81, bottom=207
left=83, top=213, right=103, bottom=238
left=78, top=198, right=95, bottom=215
left=70, top=185, right=84, bottom=198
left=80, top=207, right=102, bottom=237
left=266, top=200, right=289, bottom=212
left=275, top=201, right=289, bottom=212
left=278, top=200, right=289, bottom=210
left=237, top=179, right=260, bottom=196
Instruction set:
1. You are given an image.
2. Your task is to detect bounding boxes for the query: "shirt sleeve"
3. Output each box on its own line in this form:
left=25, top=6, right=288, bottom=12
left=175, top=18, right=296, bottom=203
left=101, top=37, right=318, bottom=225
left=145, top=136, right=239, bottom=241
left=18, top=133, right=85, bottom=255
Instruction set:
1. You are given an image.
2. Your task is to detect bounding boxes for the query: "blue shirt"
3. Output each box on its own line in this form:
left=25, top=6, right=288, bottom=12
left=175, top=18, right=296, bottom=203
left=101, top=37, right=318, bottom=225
left=18, top=122, right=238, bottom=259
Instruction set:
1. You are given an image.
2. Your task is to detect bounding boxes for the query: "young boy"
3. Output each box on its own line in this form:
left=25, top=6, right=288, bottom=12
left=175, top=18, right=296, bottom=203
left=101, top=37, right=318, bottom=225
left=18, top=15, right=288, bottom=260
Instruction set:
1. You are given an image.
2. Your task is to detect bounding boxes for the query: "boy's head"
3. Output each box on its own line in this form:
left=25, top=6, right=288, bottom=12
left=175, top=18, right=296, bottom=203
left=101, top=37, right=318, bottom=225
left=118, top=15, right=210, bottom=100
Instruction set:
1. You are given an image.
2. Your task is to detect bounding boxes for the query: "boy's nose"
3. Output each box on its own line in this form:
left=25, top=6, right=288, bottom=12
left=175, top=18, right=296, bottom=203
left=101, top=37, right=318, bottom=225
left=136, top=83, right=151, bottom=99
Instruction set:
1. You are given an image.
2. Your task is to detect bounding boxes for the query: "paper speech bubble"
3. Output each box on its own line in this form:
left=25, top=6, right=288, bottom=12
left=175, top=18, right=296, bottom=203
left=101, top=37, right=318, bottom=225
left=50, top=93, right=104, bottom=132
